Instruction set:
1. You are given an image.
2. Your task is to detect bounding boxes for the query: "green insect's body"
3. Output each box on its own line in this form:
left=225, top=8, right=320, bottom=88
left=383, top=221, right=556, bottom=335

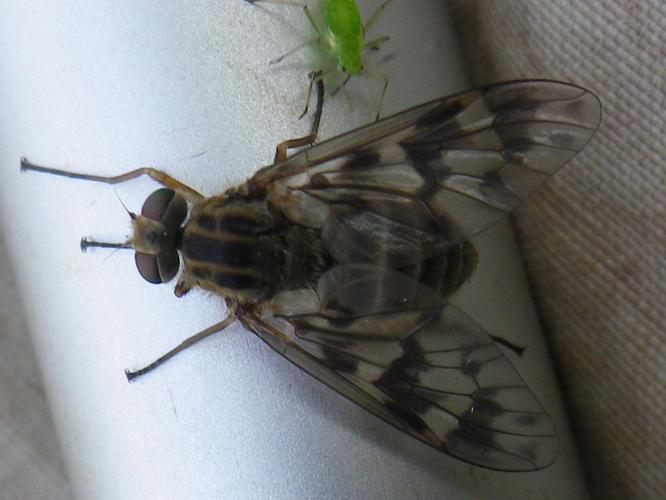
left=247, top=0, right=392, bottom=120
left=322, top=0, right=364, bottom=75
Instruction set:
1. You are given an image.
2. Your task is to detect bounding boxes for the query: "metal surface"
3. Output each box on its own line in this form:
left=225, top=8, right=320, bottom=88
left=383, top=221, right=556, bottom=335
left=0, top=1, right=588, bottom=498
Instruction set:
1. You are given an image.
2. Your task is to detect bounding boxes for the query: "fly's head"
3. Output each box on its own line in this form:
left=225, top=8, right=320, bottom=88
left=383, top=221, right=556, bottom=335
left=131, top=189, right=188, bottom=284
left=83, top=188, right=188, bottom=285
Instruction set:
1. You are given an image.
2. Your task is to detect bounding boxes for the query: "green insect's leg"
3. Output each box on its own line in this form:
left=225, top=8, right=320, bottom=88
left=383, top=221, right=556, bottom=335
left=360, top=65, right=389, bottom=121
left=330, top=72, right=351, bottom=97
left=375, top=73, right=389, bottom=121
left=245, top=0, right=324, bottom=37
left=364, top=0, right=394, bottom=32
left=269, top=36, right=320, bottom=65
left=249, top=0, right=324, bottom=64
left=365, top=35, right=390, bottom=51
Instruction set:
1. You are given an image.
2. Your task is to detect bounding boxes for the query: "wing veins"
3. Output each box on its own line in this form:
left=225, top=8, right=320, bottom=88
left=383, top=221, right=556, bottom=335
left=416, top=386, right=549, bottom=417
left=413, top=388, right=555, bottom=438
left=408, top=343, right=493, bottom=355
left=457, top=423, right=540, bottom=468
left=424, top=181, right=509, bottom=212
left=296, top=335, right=394, bottom=369
left=304, top=187, right=450, bottom=235
left=280, top=305, right=443, bottom=323
left=470, top=389, right=550, bottom=415
left=411, top=120, right=594, bottom=152
left=409, top=354, right=503, bottom=370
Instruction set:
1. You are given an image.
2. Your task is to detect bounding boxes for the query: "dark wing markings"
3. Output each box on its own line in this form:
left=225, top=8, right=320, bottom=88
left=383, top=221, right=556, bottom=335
left=241, top=297, right=558, bottom=471
left=252, top=80, right=600, bottom=247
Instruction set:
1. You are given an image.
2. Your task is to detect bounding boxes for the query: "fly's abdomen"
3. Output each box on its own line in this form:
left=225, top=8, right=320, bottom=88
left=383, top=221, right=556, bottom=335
left=398, top=241, right=479, bottom=298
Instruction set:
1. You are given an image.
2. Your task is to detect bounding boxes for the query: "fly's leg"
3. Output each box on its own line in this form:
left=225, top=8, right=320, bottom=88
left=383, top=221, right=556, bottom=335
left=125, top=313, right=237, bottom=381
left=273, top=77, right=324, bottom=163
left=298, top=69, right=323, bottom=119
left=20, top=157, right=204, bottom=203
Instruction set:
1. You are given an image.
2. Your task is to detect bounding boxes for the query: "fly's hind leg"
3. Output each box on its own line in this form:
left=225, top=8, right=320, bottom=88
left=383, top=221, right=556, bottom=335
left=273, top=76, right=325, bottom=163
left=20, top=157, right=204, bottom=203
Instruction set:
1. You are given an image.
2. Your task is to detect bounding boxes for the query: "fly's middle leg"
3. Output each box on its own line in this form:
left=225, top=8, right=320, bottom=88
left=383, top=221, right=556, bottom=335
left=273, top=77, right=325, bottom=163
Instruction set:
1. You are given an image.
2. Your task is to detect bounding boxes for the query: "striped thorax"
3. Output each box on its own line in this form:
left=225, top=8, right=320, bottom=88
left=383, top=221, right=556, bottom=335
left=180, top=194, right=327, bottom=304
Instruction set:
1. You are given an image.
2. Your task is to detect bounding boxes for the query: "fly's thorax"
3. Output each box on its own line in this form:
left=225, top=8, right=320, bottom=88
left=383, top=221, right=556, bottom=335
left=181, top=195, right=331, bottom=304
left=180, top=196, right=287, bottom=303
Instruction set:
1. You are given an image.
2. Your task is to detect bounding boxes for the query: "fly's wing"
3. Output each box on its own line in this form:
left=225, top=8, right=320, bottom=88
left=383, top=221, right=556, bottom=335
left=239, top=264, right=558, bottom=471
left=250, top=80, right=601, bottom=246
left=237, top=81, right=600, bottom=470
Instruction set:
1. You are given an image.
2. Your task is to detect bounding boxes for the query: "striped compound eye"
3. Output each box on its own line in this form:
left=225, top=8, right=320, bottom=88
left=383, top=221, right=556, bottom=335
left=135, top=189, right=187, bottom=284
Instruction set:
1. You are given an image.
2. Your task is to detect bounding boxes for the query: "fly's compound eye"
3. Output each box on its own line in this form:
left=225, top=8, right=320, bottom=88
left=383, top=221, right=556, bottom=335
left=142, top=189, right=177, bottom=221
left=135, top=252, right=162, bottom=284
left=135, top=249, right=180, bottom=284
left=135, top=189, right=188, bottom=284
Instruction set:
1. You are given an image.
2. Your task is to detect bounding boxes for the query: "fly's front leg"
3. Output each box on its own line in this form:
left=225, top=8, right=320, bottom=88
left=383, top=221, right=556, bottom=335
left=20, top=157, right=204, bottom=203
left=125, top=313, right=238, bottom=381
left=273, top=77, right=325, bottom=163
left=298, top=69, right=326, bottom=119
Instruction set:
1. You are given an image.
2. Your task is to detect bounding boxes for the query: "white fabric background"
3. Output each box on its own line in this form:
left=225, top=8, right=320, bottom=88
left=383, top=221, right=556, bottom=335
left=448, top=1, right=665, bottom=499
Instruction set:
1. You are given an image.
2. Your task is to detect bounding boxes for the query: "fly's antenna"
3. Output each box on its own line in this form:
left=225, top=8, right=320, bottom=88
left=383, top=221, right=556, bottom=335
left=80, top=237, right=132, bottom=253
left=113, top=188, right=136, bottom=220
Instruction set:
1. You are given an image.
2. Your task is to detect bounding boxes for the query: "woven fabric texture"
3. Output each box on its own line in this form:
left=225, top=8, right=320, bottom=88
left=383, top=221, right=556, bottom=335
left=447, top=1, right=665, bottom=498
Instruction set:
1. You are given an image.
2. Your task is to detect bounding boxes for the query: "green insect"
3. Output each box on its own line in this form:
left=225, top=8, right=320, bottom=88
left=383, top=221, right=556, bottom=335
left=246, top=0, right=393, bottom=120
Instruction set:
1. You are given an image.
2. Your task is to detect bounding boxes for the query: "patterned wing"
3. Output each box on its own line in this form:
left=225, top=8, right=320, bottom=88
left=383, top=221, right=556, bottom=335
left=240, top=264, right=558, bottom=471
left=250, top=80, right=601, bottom=245
left=235, top=80, right=599, bottom=470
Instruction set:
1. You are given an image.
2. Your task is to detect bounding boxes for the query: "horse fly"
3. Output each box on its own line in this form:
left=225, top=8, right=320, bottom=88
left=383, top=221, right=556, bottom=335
left=22, top=80, right=601, bottom=471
